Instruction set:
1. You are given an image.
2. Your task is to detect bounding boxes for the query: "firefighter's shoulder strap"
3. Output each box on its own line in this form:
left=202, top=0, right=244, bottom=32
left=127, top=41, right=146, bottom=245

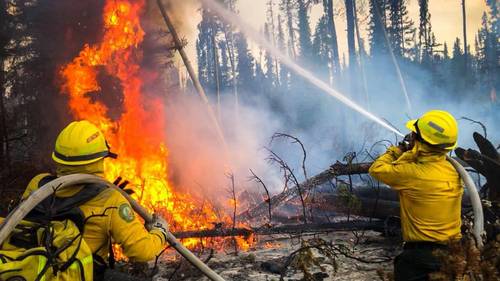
left=27, top=175, right=107, bottom=230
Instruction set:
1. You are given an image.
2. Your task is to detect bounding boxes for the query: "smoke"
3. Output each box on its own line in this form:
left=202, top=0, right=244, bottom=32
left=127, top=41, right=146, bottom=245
left=147, top=0, right=499, bottom=209
left=162, top=92, right=284, bottom=207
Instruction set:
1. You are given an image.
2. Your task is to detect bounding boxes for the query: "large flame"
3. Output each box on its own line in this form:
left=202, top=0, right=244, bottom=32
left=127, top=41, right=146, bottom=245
left=60, top=0, right=250, bottom=250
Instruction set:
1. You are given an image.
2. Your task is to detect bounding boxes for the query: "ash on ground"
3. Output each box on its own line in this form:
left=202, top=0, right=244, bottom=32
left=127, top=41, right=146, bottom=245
left=153, top=230, right=399, bottom=281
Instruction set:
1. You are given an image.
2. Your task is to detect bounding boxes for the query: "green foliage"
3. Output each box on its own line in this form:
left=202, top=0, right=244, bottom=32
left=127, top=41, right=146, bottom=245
left=337, top=183, right=361, bottom=214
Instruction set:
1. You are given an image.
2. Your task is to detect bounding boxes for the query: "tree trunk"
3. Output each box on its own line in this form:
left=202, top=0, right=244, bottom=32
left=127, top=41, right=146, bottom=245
left=461, top=0, right=468, bottom=76
left=345, top=0, right=358, bottom=98
left=211, top=24, right=221, bottom=120
left=285, top=0, right=297, bottom=59
left=223, top=29, right=239, bottom=117
left=353, top=0, right=369, bottom=108
left=0, top=59, right=9, bottom=172
left=325, top=0, right=340, bottom=76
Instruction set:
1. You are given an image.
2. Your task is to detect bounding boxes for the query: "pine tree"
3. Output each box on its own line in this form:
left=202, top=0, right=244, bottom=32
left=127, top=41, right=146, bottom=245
left=280, top=0, right=297, bottom=59
left=323, top=0, right=340, bottom=75
left=477, top=12, right=498, bottom=100
left=312, top=15, right=330, bottom=78
left=234, top=32, right=256, bottom=96
left=197, top=8, right=217, bottom=93
left=345, top=0, right=358, bottom=97
left=276, top=14, right=288, bottom=88
left=266, top=0, right=280, bottom=86
left=368, top=0, right=388, bottom=57
left=297, top=0, right=313, bottom=63
left=450, top=38, right=466, bottom=93
left=388, top=0, right=414, bottom=58
left=443, top=42, right=450, bottom=60
left=418, top=0, right=432, bottom=63
left=264, top=23, right=276, bottom=87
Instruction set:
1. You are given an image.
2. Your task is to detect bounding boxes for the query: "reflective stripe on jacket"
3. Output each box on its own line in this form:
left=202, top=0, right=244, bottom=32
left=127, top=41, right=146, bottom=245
left=369, top=141, right=463, bottom=242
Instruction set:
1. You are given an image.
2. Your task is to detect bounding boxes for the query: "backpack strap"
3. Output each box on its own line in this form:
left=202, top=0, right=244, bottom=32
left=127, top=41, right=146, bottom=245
left=26, top=175, right=107, bottom=230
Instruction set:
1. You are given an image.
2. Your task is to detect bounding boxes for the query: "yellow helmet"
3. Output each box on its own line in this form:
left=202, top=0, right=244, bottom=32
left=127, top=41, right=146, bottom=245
left=52, top=120, right=117, bottom=165
left=406, top=110, right=458, bottom=150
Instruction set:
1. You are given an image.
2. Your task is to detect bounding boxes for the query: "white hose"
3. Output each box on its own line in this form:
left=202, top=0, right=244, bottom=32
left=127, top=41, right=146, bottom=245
left=0, top=174, right=226, bottom=281
left=447, top=156, right=484, bottom=248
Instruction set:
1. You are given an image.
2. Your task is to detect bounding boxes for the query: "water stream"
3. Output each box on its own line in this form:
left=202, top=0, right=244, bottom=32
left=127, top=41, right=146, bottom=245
left=201, top=0, right=405, bottom=138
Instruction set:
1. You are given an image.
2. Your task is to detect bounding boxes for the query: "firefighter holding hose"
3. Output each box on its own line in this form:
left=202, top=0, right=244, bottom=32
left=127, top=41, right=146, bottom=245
left=369, top=110, right=462, bottom=281
left=22, top=120, right=169, bottom=280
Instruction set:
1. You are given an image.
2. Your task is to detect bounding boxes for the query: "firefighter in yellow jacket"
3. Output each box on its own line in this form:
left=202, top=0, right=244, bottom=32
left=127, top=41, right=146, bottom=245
left=22, top=120, right=169, bottom=280
left=369, top=110, right=463, bottom=281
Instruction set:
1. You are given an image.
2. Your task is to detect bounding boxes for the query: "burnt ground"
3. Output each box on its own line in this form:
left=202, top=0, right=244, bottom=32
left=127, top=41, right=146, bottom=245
left=152, top=230, right=400, bottom=281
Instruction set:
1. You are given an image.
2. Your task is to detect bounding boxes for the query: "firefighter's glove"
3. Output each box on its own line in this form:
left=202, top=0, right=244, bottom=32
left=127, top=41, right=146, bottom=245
left=113, top=177, right=134, bottom=195
left=398, top=132, right=415, bottom=152
left=146, top=213, right=169, bottom=240
left=455, top=132, right=500, bottom=200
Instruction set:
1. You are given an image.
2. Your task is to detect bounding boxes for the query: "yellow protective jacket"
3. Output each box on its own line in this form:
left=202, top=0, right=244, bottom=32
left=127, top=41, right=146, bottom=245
left=22, top=160, right=167, bottom=263
left=369, top=141, right=463, bottom=243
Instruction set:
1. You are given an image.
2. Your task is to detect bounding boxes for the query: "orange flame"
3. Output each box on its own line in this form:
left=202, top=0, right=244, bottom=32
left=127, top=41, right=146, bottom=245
left=60, top=0, right=252, bottom=252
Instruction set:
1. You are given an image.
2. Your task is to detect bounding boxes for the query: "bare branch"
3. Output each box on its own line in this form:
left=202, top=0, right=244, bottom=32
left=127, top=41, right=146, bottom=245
left=248, top=169, right=272, bottom=224
left=460, top=117, right=487, bottom=138
left=271, top=132, right=308, bottom=180
left=266, top=147, right=308, bottom=224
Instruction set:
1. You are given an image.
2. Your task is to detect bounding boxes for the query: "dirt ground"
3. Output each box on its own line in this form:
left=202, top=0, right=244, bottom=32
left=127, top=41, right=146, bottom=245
left=153, top=230, right=400, bottom=281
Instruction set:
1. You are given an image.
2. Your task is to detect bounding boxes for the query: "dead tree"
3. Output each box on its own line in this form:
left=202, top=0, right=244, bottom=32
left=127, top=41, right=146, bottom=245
left=249, top=169, right=272, bottom=224
left=266, top=148, right=308, bottom=224
left=171, top=220, right=385, bottom=239
left=237, top=162, right=373, bottom=221
left=462, top=0, right=468, bottom=75
left=345, top=0, right=358, bottom=97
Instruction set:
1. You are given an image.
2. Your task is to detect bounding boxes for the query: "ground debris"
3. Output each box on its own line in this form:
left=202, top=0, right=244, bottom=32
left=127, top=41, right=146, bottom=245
left=153, top=230, right=397, bottom=281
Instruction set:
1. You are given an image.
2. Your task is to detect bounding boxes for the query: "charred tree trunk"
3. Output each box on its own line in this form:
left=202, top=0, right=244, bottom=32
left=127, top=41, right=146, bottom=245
left=0, top=60, right=9, bottom=172
left=325, top=0, right=340, bottom=76
left=461, top=0, right=468, bottom=76
left=222, top=29, right=239, bottom=116
left=353, top=0, right=369, bottom=107
left=238, top=162, right=373, bottom=221
left=345, top=0, right=358, bottom=97
left=0, top=1, right=7, bottom=171
left=172, top=220, right=385, bottom=239
left=284, top=0, right=297, bottom=59
left=211, top=24, right=221, bottom=120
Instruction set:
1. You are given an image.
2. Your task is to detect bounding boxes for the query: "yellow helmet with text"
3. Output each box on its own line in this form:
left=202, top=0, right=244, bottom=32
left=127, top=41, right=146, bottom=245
left=52, top=120, right=117, bottom=165
left=406, top=110, right=458, bottom=150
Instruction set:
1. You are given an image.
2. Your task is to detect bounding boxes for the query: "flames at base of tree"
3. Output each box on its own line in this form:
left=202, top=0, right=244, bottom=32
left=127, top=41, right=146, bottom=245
left=60, top=0, right=252, bottom=252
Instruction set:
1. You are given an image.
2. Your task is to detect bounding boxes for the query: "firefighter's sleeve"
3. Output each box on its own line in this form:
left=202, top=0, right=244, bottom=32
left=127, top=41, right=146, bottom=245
left=109, top=194, right=167, bottom=262
left=369, top=146, right=419, bottom=190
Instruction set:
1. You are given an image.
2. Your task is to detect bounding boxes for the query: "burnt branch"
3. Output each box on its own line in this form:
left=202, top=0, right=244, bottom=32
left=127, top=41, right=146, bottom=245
left=271, top=133, right=308, bottom=180
left=238, top=162, right=373, bottom=221
left=249, top=169, right=272, bottom=224
left=172, top=221, right=384, bottom=239
left=266, top=148, right=308, bottom=224
left=460, top=117, right=487, bottom=138
left=225, top=172, right=238, bottom=255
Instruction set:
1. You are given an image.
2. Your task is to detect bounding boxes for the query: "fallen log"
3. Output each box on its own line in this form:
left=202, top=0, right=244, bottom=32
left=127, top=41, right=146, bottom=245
left=172, top=220, right=385, bottom=239
left=311, top=194, right=400, bottom=219
left=237, top=162, right=373, bottom=221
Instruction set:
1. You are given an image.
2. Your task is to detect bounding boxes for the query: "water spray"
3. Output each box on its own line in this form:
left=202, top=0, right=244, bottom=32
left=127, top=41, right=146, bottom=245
left=373, top=3, right=413, bottom=115
left=202, top=0, right=484, bottom=247
left=200, top=0, right=404, bottom=138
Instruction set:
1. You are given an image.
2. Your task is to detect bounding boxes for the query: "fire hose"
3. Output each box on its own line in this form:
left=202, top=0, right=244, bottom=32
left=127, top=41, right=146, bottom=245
left=0, top=174, right=226, bottom=281
left=446, top=156, right=485, bottom=248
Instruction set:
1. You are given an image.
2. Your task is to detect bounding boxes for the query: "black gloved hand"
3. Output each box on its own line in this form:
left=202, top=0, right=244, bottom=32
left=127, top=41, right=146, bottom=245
left=455, top=132, right=500, bottom=200
left=398, top=132, right=416, bottom=152
left=113, top=177, right=134, bottom=195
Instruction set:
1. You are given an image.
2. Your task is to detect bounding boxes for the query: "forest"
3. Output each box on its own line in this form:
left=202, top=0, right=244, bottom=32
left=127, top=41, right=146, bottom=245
left=0, top=0, right=499, bottom=280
